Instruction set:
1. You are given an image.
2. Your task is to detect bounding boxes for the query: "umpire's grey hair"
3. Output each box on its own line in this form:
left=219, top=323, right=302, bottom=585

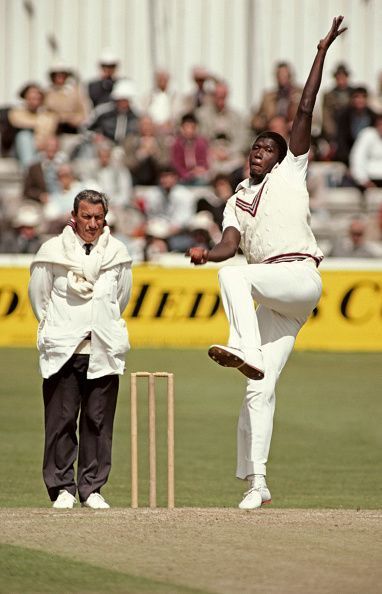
left=73, top=189, right=109, bottom=215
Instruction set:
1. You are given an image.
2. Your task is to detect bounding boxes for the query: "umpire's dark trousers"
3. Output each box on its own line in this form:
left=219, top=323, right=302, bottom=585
left=42, top=354, right=119, bottom=502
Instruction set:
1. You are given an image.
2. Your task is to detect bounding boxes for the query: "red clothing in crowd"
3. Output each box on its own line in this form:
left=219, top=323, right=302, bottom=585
left=171, top=135, right=209, bottom=183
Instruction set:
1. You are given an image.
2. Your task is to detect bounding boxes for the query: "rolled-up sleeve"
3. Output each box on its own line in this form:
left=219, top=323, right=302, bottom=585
left=28, top=263, right=54, bottom=322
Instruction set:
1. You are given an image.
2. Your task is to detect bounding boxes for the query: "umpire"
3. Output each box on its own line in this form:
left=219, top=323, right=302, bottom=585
left=29, top=189, right=132, bottom=509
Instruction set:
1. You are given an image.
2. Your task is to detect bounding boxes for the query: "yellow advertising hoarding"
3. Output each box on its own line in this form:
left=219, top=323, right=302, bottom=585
left=0, top=263, right=381, bottom=351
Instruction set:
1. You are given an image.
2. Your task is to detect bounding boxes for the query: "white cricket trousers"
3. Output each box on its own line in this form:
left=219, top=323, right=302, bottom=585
left=217, top=259, right=322, bottom=479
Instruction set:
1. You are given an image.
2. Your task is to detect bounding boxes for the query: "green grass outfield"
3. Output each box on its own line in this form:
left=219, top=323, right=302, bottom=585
left=0, top=347, right=381, bottom=509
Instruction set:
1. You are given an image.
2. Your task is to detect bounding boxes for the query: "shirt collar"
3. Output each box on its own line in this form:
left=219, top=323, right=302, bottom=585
left=75, top=234, right=99, bottom=249
left=235, top=162, right=280, bottom=192
left=235, top=176, right=268, bottom=193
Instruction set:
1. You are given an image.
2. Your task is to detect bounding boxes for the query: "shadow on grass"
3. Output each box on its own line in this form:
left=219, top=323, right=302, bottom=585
left=0, top=543, right=211, bottom=594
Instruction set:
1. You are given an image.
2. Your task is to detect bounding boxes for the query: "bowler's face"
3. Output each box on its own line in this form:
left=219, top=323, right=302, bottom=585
left=72, top=201, right=105, bottom=243
left=249, top=138, right=280, bottom=179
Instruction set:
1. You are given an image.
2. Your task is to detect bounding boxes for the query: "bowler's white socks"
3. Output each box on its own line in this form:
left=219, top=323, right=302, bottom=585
left=248, top=473, right=266, bottom=488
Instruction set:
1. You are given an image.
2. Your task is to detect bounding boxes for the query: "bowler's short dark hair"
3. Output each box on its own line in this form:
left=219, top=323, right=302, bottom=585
left=253, top=131, right=288, bottom=163
left=73, top=189, right=109, bottom=215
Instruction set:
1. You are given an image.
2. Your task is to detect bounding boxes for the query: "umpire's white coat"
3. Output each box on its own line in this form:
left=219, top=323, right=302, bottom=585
left=29, top=226, right=132, bottom=379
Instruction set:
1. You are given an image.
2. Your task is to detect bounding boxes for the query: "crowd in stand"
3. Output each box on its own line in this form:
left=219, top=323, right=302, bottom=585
left=1, top=49, right=382, bottom=259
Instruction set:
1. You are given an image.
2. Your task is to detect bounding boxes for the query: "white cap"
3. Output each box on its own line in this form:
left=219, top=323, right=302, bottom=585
left=12, top=206, right=40, bottom=228
left=188, top=210, right=214, bottom=231
left=99, top=48, right=119, bottom=66
left=48, top=59, right=72, bottom=74
left=111, top=78, right=136, bottom=100
left=146, top=218, right=171, bottom=239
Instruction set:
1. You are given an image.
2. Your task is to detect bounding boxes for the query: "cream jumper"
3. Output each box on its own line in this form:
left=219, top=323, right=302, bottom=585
left=223, top=149, right=323, bottom=266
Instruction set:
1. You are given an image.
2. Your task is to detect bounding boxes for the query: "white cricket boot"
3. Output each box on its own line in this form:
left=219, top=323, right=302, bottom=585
left=239, top=476, right=272, bottom=510
left=52, top=489, right=77, bottom=509
left=82, top=493, right=110, bottom=509
left=208, top=345, right=264, bottom=380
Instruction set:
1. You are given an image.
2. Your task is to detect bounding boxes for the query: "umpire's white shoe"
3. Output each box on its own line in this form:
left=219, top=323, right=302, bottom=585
left=52, top=489, right=77, bottom=509
left=239, top=485, right=272, bottom=510
left=208, top=345, right=264, bottom=380
left=82, top=493, right=110, bottom=509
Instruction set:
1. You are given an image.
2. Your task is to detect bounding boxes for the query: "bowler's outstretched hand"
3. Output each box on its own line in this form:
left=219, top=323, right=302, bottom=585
left=318, top=15, right=347, bottom=51
left=187, top=247, right=209, bottom=265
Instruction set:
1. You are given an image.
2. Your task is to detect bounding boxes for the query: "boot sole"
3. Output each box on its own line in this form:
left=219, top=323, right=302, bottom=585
left=239, top=499, right=272, bottom=511
left=208, top=346, right=264, bottom=380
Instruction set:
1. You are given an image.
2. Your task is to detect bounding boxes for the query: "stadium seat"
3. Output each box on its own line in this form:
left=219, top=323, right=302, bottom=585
left=308, top=161, right=347, bottom=188
left=316, top=238, right=333, bottom=256
left=324, top=187, right=363, bottom=215
left=0, top=183, right=23, bottom=221
left=0, top=157, right=22, bottom=183
left=310, top=214, right=333, bottom=238
left=364, top=187, right=382, bottom=214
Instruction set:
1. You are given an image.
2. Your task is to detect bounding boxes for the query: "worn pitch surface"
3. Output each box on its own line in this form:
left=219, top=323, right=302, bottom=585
left=1, top=508, right=382, bottom=594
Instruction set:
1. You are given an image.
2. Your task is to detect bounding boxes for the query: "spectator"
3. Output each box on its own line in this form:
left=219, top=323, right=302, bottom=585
left=88, top=48, right=120, bottom=108
left=188, top=210, right=221, bottom=249
left=171, top=113, right=209, bottom=185
left=250, top=62, right=302, bottom=134
left=45, top=62, right=89, bottom=132
left=91, top=140, right=133, bottom=210
left=181, top=66, right=215, bottom=114
left=329, top=217, right=381, bottom=258
left=124, top=115, right=169, bottom=185
left=336, top=86, right=377, bottom=165
left=8, top=83, right=57, bottom=168
left=23, top=135, right=67, bottom=204
left=44, top=61, right=89, bottom=154
left=196, top=173, right=234, bottom=228
left=140, top=165, right=196, bottom=251
left=87, top=78, right=139, bottom=144
left=0, top=205, right=42, bottom=254
left=349, top=114, right=382, bottom=189
left=143, top=218, right=171, bottom=261
left=197, top=82, right=248, bottom=152
left=209, top=133, right=245, bottom=178
left=267, top=114, right=290, bottom=140
left=321, top=63, right=354, bottom=148
left=106, top=208, right=145, bottom=263
left=0, top=103, right=17, bottom=156
left=43, top=164, right=94, bottom=233
left=229, top=152, right=251, bottom=192
left=141, top=69, right=181, bottom=133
